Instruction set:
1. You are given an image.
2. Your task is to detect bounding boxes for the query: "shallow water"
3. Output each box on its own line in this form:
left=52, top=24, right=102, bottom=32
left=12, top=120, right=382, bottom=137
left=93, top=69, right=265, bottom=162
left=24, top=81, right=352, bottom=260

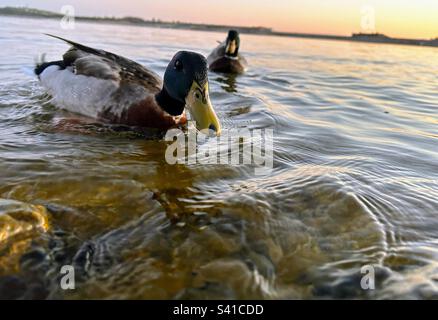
left=0, top=16, right=438, bottom=299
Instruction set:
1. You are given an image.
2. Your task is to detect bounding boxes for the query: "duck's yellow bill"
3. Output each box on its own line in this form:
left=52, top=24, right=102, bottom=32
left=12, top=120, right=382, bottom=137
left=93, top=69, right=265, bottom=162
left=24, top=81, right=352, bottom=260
left=226, top=40, right=237, bottom=56
left=185, top=81, right=221, bottom=136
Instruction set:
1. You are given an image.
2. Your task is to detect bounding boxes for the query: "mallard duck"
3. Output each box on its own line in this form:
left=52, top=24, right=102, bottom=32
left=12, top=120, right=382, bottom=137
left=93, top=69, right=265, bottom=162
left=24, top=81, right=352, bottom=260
left=207, top=30, right=247, bottom=74
left=34, top=35, right=221, bottom=135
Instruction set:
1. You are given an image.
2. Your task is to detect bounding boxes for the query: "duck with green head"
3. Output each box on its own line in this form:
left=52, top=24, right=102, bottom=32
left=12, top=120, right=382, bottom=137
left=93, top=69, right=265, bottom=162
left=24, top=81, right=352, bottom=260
left=207, top=30, right=248, bottom=74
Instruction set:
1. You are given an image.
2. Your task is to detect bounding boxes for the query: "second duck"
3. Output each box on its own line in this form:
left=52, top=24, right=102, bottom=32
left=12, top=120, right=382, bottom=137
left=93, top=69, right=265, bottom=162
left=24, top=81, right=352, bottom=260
left=207, top=30, right=247, bottom=74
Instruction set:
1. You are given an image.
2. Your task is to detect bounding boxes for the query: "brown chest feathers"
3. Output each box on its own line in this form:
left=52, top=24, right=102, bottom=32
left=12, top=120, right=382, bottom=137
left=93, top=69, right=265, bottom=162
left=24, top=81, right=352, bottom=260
left=98, top=95, right=187, bottom=130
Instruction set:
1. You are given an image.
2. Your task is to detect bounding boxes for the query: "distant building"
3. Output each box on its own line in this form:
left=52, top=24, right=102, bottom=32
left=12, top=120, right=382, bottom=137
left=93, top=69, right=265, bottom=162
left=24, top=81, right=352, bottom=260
left=352, top=33, right=390, bottom=40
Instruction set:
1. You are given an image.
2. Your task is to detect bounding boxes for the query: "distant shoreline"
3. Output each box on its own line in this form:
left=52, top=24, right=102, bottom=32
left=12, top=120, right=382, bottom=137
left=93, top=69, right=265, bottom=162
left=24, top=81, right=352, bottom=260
left=2, top=6, right=437, bottom=48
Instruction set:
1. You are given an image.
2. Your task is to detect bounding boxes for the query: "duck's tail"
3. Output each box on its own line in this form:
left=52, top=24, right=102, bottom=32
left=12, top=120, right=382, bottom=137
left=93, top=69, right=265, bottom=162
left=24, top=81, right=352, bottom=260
left=34, top=53, right=65, bottom=78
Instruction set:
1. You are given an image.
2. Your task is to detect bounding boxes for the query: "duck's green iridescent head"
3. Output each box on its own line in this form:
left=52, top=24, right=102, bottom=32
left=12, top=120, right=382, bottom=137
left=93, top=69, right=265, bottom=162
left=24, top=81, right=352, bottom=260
left=225, top=30, right=240, bottom=57
left=162, top=51, right=221, bottom=136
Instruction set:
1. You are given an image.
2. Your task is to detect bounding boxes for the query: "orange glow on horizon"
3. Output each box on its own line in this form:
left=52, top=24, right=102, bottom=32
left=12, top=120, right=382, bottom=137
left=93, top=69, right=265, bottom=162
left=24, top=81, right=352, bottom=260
left=3, top=0, right=438, bottom=39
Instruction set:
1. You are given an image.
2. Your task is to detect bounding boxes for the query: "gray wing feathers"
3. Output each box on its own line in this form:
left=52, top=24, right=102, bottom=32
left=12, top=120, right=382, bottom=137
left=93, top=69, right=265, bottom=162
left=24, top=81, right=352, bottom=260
left=74, top=55, right=121, bottom=81
left=46, top=34, right=161, bottom=88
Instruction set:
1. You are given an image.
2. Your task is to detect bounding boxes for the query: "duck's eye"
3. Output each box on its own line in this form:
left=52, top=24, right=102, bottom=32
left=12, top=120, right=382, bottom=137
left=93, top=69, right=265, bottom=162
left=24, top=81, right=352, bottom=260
left=194, top=92, right=201, bottom=100
left=174, top=59, right=183, bottom=71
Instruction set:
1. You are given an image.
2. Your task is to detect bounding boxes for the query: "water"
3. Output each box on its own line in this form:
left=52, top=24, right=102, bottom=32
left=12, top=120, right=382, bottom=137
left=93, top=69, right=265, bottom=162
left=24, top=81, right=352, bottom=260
left=0, top=16, right=438, bottom=299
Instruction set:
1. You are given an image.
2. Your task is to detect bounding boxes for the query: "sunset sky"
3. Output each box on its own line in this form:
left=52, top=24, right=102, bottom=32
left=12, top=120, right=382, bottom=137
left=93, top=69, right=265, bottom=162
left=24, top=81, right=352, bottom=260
left=1, top=0, right=437, bottom=39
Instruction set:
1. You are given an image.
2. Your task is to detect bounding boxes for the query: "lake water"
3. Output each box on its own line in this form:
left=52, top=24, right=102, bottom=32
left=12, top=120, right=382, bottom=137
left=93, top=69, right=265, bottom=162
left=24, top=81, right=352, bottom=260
left=0, top=16, right=437, bottom=299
